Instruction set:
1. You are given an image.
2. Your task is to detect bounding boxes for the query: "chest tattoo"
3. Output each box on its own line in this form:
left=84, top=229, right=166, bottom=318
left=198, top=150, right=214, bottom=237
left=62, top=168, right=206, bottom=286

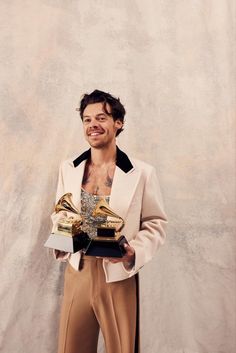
left=82, top=163, right=114, bottom=192
left=105, top=173, right=113, bottom=187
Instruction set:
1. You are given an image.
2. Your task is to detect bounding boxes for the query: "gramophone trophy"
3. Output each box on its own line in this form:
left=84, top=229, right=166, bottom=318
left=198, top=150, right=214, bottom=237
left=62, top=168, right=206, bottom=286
left=44, top=193, right=91, bottom=253
left=84, top=198, right=128, bottom=257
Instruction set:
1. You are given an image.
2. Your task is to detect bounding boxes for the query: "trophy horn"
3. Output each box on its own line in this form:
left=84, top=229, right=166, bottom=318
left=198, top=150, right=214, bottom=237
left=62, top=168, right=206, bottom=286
left=92, top=198, right=124, bottom=230
left=55, top=193, right=80, bottom=215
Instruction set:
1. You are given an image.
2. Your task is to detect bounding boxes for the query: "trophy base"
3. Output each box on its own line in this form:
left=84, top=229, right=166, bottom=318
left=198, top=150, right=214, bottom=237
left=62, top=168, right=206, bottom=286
left=44, top=233, right=128, bottom=258
left=85, top=235, right=128, bottom=258
left=44, top=232, right=90, bottom=253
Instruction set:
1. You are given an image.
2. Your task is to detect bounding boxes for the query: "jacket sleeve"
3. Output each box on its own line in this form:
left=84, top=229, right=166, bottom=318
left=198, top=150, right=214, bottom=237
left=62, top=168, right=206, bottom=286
left=122, top=167, right=167, bottom=275
left=50, top=161, right=70, bottom=262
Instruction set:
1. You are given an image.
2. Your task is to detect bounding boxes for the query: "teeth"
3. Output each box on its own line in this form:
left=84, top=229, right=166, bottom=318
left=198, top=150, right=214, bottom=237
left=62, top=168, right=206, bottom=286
left=90, top=132, right=102, bottom=136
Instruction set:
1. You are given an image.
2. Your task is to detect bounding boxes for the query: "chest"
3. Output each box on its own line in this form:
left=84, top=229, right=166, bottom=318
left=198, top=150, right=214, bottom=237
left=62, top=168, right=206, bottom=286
left=81, top=163, right=116, bottom=196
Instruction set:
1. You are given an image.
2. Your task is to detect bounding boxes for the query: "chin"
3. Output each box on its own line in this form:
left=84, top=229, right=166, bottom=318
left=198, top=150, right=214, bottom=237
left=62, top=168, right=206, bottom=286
left=88, top=141, right=105, bottom=148
left=86, top=136, right=114, bottom=149
left=91, top=141, right=113, bottom=149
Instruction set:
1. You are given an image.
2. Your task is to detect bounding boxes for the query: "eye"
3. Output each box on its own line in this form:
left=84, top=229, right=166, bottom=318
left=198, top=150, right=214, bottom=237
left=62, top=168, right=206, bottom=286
left=83, top=117, right=91, bottom=124
left=98, top=116, right=106, bottom=121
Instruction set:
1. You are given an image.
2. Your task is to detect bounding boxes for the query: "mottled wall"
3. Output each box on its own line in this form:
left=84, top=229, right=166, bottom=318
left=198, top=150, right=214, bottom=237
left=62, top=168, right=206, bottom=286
left=0, top=1, right=235, bottom=353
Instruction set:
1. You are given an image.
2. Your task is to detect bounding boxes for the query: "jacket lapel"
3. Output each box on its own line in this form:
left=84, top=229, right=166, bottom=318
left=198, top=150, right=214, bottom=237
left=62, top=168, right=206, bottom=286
left=68, top=160, right=86, bottom=211
left=109, top=165, right=140, bottom=221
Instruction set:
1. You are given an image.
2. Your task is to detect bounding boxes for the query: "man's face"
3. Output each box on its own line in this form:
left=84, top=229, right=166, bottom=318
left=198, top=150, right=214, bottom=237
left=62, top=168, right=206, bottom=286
left=82, top=102, right=123, bottom=149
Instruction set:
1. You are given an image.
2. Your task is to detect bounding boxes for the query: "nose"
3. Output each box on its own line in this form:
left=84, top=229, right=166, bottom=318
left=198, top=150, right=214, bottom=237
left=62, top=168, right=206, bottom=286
left=90, top=119, right=99, bottom=129
left=86, top=118, right=100, bottom=133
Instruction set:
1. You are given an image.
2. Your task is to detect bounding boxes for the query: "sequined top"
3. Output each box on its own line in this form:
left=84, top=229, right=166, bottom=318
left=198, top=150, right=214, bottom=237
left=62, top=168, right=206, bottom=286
left=81, top=188, right=110, bottom=239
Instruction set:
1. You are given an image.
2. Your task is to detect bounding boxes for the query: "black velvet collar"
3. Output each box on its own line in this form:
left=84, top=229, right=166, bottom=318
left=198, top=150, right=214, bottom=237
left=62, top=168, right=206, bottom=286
left=73, top=146, right=134, bottom=173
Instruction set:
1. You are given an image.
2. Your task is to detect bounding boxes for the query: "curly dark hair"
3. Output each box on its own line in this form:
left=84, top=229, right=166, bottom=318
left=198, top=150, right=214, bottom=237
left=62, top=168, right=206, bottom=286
left=78, top=89, right=126, bottom=136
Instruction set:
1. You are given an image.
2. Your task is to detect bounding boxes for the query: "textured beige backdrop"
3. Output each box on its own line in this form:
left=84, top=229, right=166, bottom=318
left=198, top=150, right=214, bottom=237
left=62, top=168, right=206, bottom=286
left=0, top=1, right=235, bottom=353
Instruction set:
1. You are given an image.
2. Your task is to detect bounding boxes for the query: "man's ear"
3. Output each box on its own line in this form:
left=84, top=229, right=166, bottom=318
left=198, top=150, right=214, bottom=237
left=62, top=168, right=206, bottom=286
left=114, top=119, right=123, bottom=129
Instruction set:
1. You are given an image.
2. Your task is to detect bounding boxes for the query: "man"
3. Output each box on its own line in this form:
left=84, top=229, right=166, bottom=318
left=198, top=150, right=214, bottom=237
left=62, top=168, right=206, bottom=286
left=51, top=90, right=167, bottom=353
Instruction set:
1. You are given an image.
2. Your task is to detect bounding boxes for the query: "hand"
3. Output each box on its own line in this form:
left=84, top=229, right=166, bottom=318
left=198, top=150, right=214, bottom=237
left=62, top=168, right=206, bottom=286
left=104, top=243, right=135, bottom=268
left=54, top=249, right=67, bottom=258
left=54, top=249, right=70, bottom=260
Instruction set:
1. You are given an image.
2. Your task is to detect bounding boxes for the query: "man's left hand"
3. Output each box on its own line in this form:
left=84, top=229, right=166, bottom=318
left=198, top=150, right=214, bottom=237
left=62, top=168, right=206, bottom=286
left=104, top=243, right=135, bottom=268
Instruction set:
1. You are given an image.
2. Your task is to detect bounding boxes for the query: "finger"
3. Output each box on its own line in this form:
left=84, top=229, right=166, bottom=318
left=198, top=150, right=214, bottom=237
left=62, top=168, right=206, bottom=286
left=109, top=259, right=120, bottom=263
left=124, top=243, right=134, bottom=255
left=104, top=257, right=120, bottom=263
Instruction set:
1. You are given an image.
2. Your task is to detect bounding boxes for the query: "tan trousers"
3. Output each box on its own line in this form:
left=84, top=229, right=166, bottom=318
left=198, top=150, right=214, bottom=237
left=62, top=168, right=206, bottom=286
left=58, top=256, right=139, bottom=353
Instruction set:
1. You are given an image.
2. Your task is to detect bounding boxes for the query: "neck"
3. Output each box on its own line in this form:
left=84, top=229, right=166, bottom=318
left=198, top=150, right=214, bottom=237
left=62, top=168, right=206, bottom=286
left=90, top=143, right=117, bottom=166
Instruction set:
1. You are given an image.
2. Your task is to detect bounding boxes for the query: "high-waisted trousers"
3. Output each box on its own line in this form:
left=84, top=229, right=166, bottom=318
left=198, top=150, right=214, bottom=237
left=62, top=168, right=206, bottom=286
left=57, top=256, right=139, bottom=353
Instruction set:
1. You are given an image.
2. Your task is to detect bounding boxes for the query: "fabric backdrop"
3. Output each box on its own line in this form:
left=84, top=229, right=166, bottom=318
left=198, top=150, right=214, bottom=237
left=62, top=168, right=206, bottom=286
left=0, top=1, right=235, bottom=353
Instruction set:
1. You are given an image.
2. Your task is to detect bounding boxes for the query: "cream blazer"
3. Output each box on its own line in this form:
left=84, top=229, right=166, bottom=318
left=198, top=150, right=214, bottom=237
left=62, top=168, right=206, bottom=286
left=51, top=147, right=167, bottom=283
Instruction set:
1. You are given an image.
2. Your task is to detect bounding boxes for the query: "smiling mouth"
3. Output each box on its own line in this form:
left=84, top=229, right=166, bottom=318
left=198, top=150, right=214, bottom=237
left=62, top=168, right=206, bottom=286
left=88, top=131, right=104, bottom=136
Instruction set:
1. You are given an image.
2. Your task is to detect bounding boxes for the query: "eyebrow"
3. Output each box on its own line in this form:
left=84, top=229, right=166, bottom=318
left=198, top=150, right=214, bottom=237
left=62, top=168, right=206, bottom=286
left=82, top=113, right=107, bottom=118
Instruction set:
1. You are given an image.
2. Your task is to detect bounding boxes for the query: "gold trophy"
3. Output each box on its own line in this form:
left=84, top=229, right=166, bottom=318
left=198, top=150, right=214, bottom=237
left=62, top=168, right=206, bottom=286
left=84, top=198, right=128, bottom=257
left=44, top=193, right=90, bottom=253
left=45, top=193, right=128, bottom=257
